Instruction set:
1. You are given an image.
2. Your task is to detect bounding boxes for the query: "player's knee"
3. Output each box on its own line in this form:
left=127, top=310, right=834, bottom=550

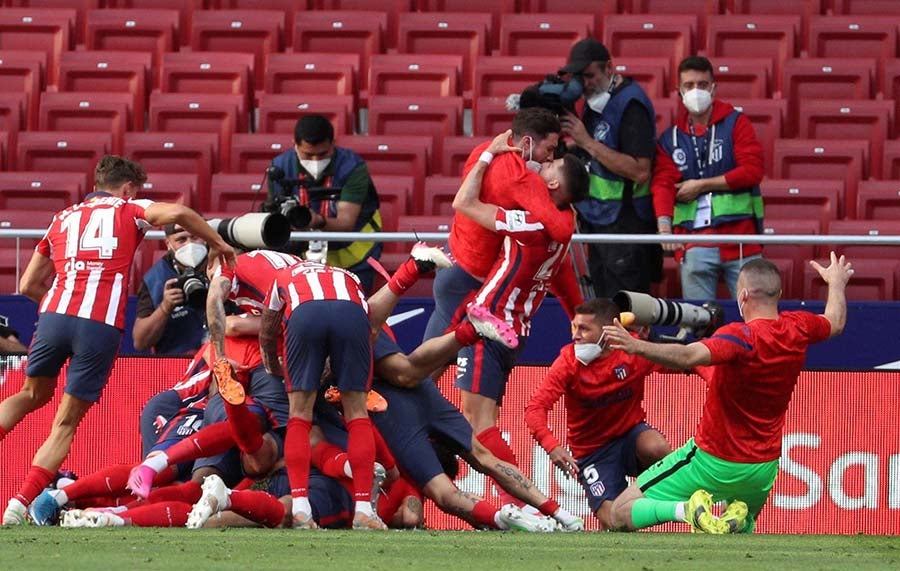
left=608, top=498, right=635, bottom=531
left=595, top=502, right=615, bottom=530
left=22, top=379, right=55, bottom=409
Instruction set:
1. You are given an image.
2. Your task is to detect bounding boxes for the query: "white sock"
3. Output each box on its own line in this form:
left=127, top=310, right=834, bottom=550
left=674, top=502, right=687, bottom=522
left=7, top=498, right=26, bottom=512
left=292, top=496, right=312, bottom=517
left=494, top=511, right=509, bottom=530
left=343, top=461, right=353, bottom=479
left=521, top=505, right=540, bottom=516
left=144, top=453, right=169, bottom=474
left=355, top=501, right=374, bottom=517
left=54, top=490, right=69, bottom=507
left=553, top=507, right=578, bottom=525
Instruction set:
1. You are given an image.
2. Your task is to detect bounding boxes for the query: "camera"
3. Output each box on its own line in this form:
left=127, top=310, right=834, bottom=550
left=514, top=74, right=584, bottom=117
left=612, top=290, right=724, bottom=342
left=207, top=213, right=292, bottom=251
left=173, top=268, right=208, bottom=310
left=263, top=166, right=343, bottom=230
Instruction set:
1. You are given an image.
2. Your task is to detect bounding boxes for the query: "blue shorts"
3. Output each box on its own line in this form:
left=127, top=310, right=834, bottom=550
left=309, top=470, right=353, bottom=529
left=453, top=336, right=526, bottom=404
left=148, top=407, right=205, bottom=480
left=422, top=261, right=482, bottom=343
left=284, top=300, right=372, bottom=393
left=576, top=422, right=653, bottom=513
left=265, top=467, right=290, bottom=499
left=373, top=328, right=403, bottom=361
left=371, top=378, right=472, bottom=489
left=139, top=390, right=184, bottom=458
left=25, top=313, right=122, bottom=402
left=313, top=395, right=349, bottom=450
left=245, top=365, right=290, bottom=429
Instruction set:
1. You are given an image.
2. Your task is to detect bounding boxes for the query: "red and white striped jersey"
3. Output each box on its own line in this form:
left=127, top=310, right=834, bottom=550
left=37, top=194, right=154, bottom=329
left=474, top=207, right=573, bottom=337
left=215, top=250, right=302, bottom=315
left=266, top=261, right=367, bottom=320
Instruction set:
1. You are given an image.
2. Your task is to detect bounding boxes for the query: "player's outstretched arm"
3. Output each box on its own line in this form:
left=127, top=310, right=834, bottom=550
left=19, top=251, right=54, bottom=303
left=809, top=251, right=852, bottom=338
left=603, top=318, right=712, bottom=370
left=144, top=202, right=236, bottom=271
left=206, top=274, right=232, bottom=360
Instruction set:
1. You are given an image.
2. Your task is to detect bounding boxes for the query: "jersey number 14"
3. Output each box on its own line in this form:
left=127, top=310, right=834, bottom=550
left=61, top=209, right=119, bottom=259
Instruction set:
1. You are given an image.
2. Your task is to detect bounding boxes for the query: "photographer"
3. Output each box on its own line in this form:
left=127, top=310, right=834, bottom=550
left=558, top=39, right=662, bottom=298
left=266, top=115, right=382, bottom=294
left=0, top=315, right=26, bottom=353
left=132, top=224, right=208, bottom=355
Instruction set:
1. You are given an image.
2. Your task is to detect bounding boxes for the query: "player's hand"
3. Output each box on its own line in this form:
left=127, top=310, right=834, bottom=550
left=209, top=242, right=238, bottom=272
left=674, top=178, right=707, bottom=203
left=486, top=129, right=522, bottom=156
left=560, top=111, right=591, bottom=147
left=809, top=251, right=854, bottom=288
left=656, top=219, right=681, bottom=253
left=602, top=318, right=640, bottom=354
left=161, top=278, right=184, bottom=313
left=549, top=446, right=579, bottom=479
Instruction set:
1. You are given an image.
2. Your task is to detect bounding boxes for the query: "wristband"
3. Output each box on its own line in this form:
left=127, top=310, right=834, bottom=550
left=657, top=216, right=672, bottom=225
left=478, top=151, right=494, bottom=165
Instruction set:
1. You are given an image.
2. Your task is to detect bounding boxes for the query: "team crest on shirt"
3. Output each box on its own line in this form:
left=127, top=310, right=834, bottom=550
left=613, top=365, right=627, bottom=380
left=710, top=139, right=724, bottom=163
left=590, top=480, right=606, bottom=497
left=593, top=121, right=610, bottom=142
left=672, top=148, right=687, bottom=166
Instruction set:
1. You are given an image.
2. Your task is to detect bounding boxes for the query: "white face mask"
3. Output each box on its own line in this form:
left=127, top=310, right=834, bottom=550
left=174, top=242, right=207, bottom=268
left=681, top=88, right=713, bottom=115
left=586, top=73, right=615, bottom=114
left=300, top=157, right=331, bottom=179
left=522, top=136, right=542, bottom=173
left=574, top=333, right=607, bottom=365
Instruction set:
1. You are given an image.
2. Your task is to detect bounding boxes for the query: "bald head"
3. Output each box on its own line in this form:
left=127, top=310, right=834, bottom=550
left=738, top=258, right=782, bottom=301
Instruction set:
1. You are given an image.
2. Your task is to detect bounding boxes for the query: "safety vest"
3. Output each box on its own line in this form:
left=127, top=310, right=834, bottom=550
left=575, top=79, right=656, bottom=226
left=142, top=255, right=206, bottom=355
left=658, top=111, right=764, bottom=232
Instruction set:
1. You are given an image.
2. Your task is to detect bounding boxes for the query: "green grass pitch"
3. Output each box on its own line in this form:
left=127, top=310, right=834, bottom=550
left=1, top=528, right=897, bottom=571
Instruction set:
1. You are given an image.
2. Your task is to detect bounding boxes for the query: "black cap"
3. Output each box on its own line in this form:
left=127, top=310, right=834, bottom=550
left=164, top=223, right=183, bottom=236
left=560, top=38, right=611, bottom=74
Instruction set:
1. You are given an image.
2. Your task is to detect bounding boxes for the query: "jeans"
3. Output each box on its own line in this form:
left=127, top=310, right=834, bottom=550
left=680, top=247, right=762, bottom=300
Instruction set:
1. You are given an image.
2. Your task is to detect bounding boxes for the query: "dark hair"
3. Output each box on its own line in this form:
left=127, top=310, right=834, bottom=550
left=677, top=56, right=715, bottom=81
left=511, top=107, right=561, bottom=141
left=560, top=153, right=590, bottom=203
left=94, top=155, right=147, bottom=189
left=575, top=298, right=622, bottom=325
left=294, top=115, right=335, bottom=145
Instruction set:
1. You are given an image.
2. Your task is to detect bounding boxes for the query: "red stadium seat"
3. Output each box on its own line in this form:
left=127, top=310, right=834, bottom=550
left=782, top=58, right=876, bottom=133
left=473, top=56, right=560, bottom=101
left=729, top=0, right=821, bottom=47
left=140, top=172, right=197, bottom=206
left=709, top=57, right=771, bottom=99
left=0, top=50, right=45, bottom=130
left=123, top=132, right=218, bottom=209
left=0, top=208, right=55, bottom=294
left=614, top=57, right=670, bottom=99
left=706, top=15, right=800, bottom=93
left=772, top=139, right=869, bottom=219
left=602, top=15, right=697, bottom=87
left=397, top=214, right=451, bottom=234
left=85, top=9, right=179, bottom=83
left=369, top=54, right=462, bottom=99
left=760, top=217, right=821, bottom=299
left=423, top=175, right=459, bottom=216
left=0, top=131, right=8, bottom=171
left=0, top=170, right=86, bottom=212
left=498, top=13, right=592, bottom=58
left=39, top=91, right=133, bottom=153
left=882, top=59, right=900, bottom=131
left=798, top=99, right=893, bottom=179
left=0, top=9, right=74, bottom=86
left=529, top=0, right=617, bottom=39
left=293, top=11, right=386, bottom=92
left=340, top=135, right=432, bottom=206
left=729, top=98, right=787, bottom=176
left=473, top=96, right=515, bottom=137
left=441, top=135, right=487, bottom=177
left=823, top=220, right=900, bottom=260
left=884, top=140, right=900, bottom=180
left=14, top=131, right=112, bottom=182
left=831, top=0, right=900, bottom=15
left=190, top=10, right=284, bottom=87
left=0, top=92, right=26, bottom=136
left=264, top=52, right=358, bottom=102
left=397, top=12, right=491, bottom=96
left=627, top=0, right=722, bottom=55
left=256, top=93, right=354, bottom=136
left=148, top=92, right=246, bottom=173
left=159, top=52, right=254, bottom=119
left=230, top=132, right=290, bottom=175
left=760, top=178, right=842, bottom=229
left=370, top=174, right=413, bottom=234
left=319, top=0, right=409, bottom=50
left=651, top=98, right=678, bottom=136
left=804, top=258, right=896, bottom=301
left=57, top=51, right=151, bottom=131
left=808, top=16, right=897, bottom=70
left=209, top=173, right=268, bottom=213
left=107, top=0, right=203, bottom=47
left=418, top=0, right=515, bottom=51
left=216, top=0, right=308, bottom=47
left=855, top=181, right=900, bottom=221
left=9, top=0, right=98, bottom=46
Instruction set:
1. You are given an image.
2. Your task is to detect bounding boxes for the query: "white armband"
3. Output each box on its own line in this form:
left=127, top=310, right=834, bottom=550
left=479, top=151, right=494, bottom=165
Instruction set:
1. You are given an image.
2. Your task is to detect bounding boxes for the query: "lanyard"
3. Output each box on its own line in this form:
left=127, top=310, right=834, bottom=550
left=688, top=121, right=710, bottom=178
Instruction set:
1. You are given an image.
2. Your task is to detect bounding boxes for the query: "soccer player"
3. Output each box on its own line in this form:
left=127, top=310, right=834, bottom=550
left=601, top=255, right=852, bottom=533
left=0, top=155, right=236, bottom=525
left=524, top=298, right=671, bottom=529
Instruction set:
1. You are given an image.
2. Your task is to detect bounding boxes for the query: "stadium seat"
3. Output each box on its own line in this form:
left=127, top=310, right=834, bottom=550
left=0, top=50, right=45, bottom=130
left=823, top=220, right=900, bottom=260
left=230, top=132, right=289, bottom=175
left=209, top=173, right=268, bottom=213
left=159, top=52, right=255, bottom=119
left=0, top=131, right=8, bottom=171
left=107, top=0, right=203, bottom=47
left=123, top=132, right=219, bottom=209
left=293, top=11, right=386, bottom=92
left=708, top=57, right=771, bottom=99
left=760, top=217, right=821, bottom=300
left=440, top=135, right=487, bottom=177
left=367, top=95, right=463, bottom=176
left=10, top=0, right=98, bottom=46
left=804, top=258, right=895, bottom=301
left=397, top=214, right=451, bottom=238
left=498, top=13, right=592, bottom=59
left=729, top=98, right=786, bottom=177
left=0, top=170, right=87, bottom=212
left=423, top=175, right=459, bottom=216
left=729, top=0, right=821, bottom=47
left=473, top=56, right=559, bottom=102
left=369, top=173, right=413, bottom=234
left=0, top=9, right=74, bottom=86
left=319, top=0, right=409, bottom=50
left=627, top=1, right=722, bottom=55
left=39, top=91, right=133, bottom=153
left=14, top=131, right=112, bottom=182
left=263, top=52, right=358, bottom=104
left=856, top=180, right=900, bottom=221
left=396, top=12, right=492, bottom=96
left=612, top=57, right=670, bottom=99
left=472, top=96, right=515, bottom=138
left=882, top=140, right=900, bottom=180
left=0, top=208, right=55, bottom=294
left=85, top=9, right=179, bottom=82
left=139, top=172, right=198, bottom=206
left=808, top=16, right=897, bottom=70
left=602, top=15, right=697, bottom=87
left=760, top=178, right=843, bottom=230
left=797, top=100, right=893, bottom=179
left=772, top=139, right=868, bottom=219
left=651, top=97, right=679, bottom=136
left=418, top=0, right=514, bottom=51
left=189, top=10, right=284, bottom=87
left=148, top=92, right=246, bottom=173
left=0, top=92, right=26, bottom=137
left=216, top=0, right=308, bottom=47
left=782, top=58, right=876, bottom=134
left=706, top=15, right=800, bottom=93
left=528, top=0, right=618, bottom=39
left=57, top=51, right=151, bottom=131
left=882, top=59, right=900, bottom=130
left=369, top=54, right=462, bottom=100
left=340, top=135, right=432, bottom=206
left=831, top=0, right=900, bottom=15
left=256, top=93, right=354, bottom=136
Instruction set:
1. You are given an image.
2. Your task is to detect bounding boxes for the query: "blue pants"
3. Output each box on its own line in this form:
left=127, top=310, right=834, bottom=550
left=680, top=248, right=762, bottom=300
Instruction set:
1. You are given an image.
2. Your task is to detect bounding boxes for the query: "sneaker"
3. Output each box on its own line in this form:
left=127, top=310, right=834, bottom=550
left=352, top=511, right=388, bottom=530
left=60, top=509, right=88, bottom=528
left=366, top=390, right=388, bottom=413
left=686, top=489, right=728, bottom=534
left=467, top=305, right=519, bottom=349
left=186, top=474, right=231, bottom=529
left=371, top=463, right=387, bottom=514
left=721, top=500, right=749, bottom=534
left=558, top=516, right=584, bottom=532
left=292, top=512, right=319, bottom=530
left=498, top=505, right=556, bottom=533
left=214, top=358, right=245, bottom=406
left=2, top=500, right=27, bottom=526
left=61, top=509, right=124, bottom=528
left=126, top=465, right=157, bottom=499
left=29, top=489, right=63, bottom=526
left=410, top=242, right=454, bottom=274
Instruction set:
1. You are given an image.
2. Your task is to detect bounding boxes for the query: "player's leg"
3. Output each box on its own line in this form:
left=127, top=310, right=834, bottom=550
left=422, top=263, right=483, bottom=379
left=632, top=424, right=672, bottom=470
left=574, top=442, right=632, bottom=530
left=0, top=376, right=58, bottom=439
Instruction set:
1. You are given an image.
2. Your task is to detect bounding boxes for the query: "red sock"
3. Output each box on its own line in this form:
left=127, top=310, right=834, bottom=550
left=373, top=428, right=396, bottom=472
left=285, top=417, right=312, bottom=497
left=152, top=466, right=178, bottom=488
left=225, top=402, right=263, bottom=454
left=345, top=417, right=375, bottom=503
left=164, top=422, right=234, bottom=466
left=15, top=465, right=55, bottom=506
left=233, top=477, right=254, bottom=491
left=454, top=321, right=479, bottom=346
left=63, top=464, right=132, bottom=501
left=146, top=480, right=202, bottom=505
left=310, top=441, right=349, bottom=479
left=72, top=495, right=121, bottom=508
left=387, top=257, right=421, bottom=295
left=471, top=500, right=500, bottom=529
left=538, top=499, right=560, bottom=517
left=0, top=425, right=8, bottom=440
left=476, top=427, right=524, bottom=507
left=124, top=501, right=191, bottom=527
left=229, top=490, right=285, bottom=528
